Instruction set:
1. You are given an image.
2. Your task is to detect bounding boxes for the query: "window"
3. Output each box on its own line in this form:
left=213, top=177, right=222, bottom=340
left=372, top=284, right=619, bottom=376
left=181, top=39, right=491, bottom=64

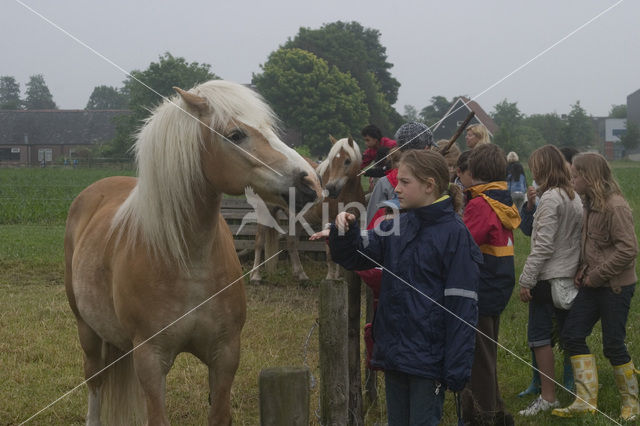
left=0, top=148, right=20, bottom=161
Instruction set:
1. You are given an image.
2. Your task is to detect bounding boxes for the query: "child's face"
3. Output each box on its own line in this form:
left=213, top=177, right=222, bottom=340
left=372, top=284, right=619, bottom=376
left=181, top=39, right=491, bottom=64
left=395, top=164, right=436, bottom=209
left=457, top=168, right=473, bottom=188
left=363, top=135, right=379, bottom=149
left=465, top=131, right=479, bottom=149
left=570, top=164, right=587, bottom=195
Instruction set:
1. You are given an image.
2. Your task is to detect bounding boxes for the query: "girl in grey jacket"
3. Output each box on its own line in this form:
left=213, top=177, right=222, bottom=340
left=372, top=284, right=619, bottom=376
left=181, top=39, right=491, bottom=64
left=518, top=145, right=583, bottom=416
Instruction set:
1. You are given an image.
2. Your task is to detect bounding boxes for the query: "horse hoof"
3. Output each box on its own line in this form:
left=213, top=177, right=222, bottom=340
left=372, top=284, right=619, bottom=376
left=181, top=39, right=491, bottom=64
left=250, top=279, right=262, bottom=286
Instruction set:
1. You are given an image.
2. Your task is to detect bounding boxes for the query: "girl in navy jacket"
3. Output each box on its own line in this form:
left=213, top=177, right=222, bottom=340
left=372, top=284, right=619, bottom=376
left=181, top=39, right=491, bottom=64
left=327, top=150, right=482, bottom=425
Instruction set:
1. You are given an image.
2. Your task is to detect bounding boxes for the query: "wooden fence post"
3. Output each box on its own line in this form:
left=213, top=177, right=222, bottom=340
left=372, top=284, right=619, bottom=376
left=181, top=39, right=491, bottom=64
left=345, top=270, right=363, bottom=425
left=319, top=278, right=349, bottom=425
left=259, top=367, right=310, bottom=426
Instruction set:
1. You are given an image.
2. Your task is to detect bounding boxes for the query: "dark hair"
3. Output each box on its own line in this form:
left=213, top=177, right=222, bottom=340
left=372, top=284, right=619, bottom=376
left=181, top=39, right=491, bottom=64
left=559, top=146, right=580, bottom=164
left=468, top=144, right=507, bottom=183
left=399, top=150, right=464, bottom=214
left=456, top=150, right=472, bottom=172
left=508, top=162, right=524, bottom=182
left=361, top=124, right=382, bottom=140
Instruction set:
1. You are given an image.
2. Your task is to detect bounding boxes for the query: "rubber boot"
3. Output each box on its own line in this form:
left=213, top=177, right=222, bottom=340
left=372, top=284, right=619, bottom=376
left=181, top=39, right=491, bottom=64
left=563, top=352, right=575, bottom=393
left=518, top=349, right=541, bottom=397
left=552, top=354, right=598, bottom=417
left=613, top=360, right=640, bottom=421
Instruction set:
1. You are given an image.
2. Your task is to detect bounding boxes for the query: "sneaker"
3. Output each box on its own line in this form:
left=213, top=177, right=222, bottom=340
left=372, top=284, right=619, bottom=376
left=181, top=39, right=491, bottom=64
left=518, top=395, right=560, bottom=416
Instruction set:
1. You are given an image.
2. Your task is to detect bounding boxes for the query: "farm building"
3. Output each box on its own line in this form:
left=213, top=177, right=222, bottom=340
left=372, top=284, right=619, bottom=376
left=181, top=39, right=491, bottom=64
left=432, top=96, right=499, bottom=142
left=0, top=109, right=130, bottom=166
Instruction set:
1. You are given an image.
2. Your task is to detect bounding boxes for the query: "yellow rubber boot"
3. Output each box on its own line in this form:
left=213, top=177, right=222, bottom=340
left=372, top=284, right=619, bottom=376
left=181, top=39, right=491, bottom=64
left=613, top=361, right=640, bottom=421
left=552, top=354, right=598, bottom=417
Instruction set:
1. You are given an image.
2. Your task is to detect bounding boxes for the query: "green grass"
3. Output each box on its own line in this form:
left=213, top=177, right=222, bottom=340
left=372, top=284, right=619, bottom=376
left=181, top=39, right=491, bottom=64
left=1, top=163, right=639, bottom=425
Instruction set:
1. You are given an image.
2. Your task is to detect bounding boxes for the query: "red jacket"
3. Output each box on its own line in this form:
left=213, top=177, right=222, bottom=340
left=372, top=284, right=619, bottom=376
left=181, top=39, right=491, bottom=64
left=361, top=137, right=397, bottom=168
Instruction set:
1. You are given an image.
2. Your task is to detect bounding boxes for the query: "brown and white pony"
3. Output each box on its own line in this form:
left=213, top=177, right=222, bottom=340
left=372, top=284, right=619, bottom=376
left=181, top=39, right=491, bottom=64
left=64, top=80, right=322, bottom=425
left=249, top=136, right=365, bottom=283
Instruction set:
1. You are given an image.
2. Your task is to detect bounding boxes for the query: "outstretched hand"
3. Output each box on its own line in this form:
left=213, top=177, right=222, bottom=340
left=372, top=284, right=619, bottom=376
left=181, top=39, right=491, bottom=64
left=309, top=228, right=330, bottom=241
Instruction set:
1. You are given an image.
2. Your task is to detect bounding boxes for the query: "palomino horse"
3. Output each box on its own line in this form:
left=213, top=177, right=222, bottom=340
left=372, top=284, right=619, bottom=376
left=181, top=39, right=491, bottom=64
left=64, top=80, right=322, bottom=425
left=249, top=136, right=365, bottom=283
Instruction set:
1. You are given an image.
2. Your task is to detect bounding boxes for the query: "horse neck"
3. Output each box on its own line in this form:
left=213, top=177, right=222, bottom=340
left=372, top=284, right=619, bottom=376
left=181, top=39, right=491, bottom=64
left=337, top=174, right=365, bottom=204
left=186, top=190, right=224, bottom=260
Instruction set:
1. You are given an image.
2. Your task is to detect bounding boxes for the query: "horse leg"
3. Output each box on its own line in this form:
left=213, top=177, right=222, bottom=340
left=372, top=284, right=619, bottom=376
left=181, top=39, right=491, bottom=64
left=250, top=224, right=265, bottom=285
left=132, top=343, right=172, bottom=426
left=287, top=234, right=309, bottom=283
left=207, top=336, right=241, bottom=426
left=77, top=319, right=104, bottom=426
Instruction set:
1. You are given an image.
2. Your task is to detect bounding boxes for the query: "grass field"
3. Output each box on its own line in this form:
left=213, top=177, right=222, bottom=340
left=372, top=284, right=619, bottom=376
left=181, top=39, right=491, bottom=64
left=1, top=164, right=639, bottom=425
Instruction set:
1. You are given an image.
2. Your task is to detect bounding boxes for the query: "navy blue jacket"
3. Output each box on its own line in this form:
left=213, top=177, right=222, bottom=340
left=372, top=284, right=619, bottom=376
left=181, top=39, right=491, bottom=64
left=329, top=197, right=482, bottom=392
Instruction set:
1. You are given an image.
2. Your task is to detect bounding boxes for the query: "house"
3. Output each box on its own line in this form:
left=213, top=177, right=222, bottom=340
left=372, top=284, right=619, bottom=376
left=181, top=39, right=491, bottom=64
left=593, top=117, right=627, bottom=160
left=432, top=97, right=499, bottom=144
left=0, top=109, right=130, bottom=166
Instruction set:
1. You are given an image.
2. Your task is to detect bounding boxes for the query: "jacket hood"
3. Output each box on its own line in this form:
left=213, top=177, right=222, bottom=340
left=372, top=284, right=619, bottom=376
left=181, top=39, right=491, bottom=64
left=468, top=182, right=521, bottom=230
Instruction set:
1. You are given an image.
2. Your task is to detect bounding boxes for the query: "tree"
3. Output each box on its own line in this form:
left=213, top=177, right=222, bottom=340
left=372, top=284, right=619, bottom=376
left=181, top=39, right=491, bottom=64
left=563, top=101, right=597, bottom=149
left=0, top=76, right=22, bottom=110
left=609, top=104, right=627, bottom=118
left=491, top=99, right=523, bottom=128
left=620, top=122, right=640, bottom=152
left=106, top=52, right=218, bottom=157
left=403, top=105, right=419, bottom=122
left=419, top=96, right=453, bottom=126
left=523, top=113, right=566, bottom=146
left=253, top=48, right=368, bottom=156
left=23, top=74, right=56, bottom=109
left=493, top=125, right=545, bottom=158
left=284, top=21, right=400, bottom=135
left=86, top=85, right=129, bottom=110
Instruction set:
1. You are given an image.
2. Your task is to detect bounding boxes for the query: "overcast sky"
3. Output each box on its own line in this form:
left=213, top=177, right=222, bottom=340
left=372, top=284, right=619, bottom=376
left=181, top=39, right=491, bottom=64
left=2, top=0, right=638, bottom=118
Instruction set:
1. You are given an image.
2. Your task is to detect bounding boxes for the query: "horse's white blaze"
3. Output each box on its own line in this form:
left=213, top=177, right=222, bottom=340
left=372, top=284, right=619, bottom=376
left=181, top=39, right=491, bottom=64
left=265, top=128, right=317, bottom=180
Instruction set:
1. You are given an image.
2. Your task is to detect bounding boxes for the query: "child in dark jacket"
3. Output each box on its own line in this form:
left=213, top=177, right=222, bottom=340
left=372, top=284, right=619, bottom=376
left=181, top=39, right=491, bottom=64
left=327, top=150, right=482, bottom=425
left=460, top=143, right=521, bottom=426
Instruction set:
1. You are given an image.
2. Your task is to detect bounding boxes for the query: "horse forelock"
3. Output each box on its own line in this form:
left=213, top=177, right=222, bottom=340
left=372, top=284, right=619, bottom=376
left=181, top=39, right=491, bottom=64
left=327, top=138, right=362, bottom=170
left=112, top=80, right=278, bottom=269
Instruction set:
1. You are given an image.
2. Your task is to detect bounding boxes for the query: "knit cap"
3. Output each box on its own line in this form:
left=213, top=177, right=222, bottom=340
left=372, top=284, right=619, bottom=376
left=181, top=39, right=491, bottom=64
left=394, top=122, right=434, bottom=151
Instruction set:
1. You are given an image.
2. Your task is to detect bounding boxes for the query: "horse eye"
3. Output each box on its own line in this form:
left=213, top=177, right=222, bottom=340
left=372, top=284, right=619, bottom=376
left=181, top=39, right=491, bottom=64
left=345, top=159, right=352, bottom=166
left=227, top=130, right=246, bottom=143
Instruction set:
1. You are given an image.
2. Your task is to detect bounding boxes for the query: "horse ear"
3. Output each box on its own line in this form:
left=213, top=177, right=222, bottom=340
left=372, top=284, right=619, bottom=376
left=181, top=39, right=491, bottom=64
left=329, top=135, right=338, bottom=145
left=173, top=87, right=209, bottom=114
left=348, top=137, right=355, bottom=147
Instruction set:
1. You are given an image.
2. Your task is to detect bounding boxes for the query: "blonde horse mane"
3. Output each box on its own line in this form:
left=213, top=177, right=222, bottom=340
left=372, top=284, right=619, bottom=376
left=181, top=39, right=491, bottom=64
left=316, top=137, right=362, bottom=178
left=111, top=80, right=279, bottom=269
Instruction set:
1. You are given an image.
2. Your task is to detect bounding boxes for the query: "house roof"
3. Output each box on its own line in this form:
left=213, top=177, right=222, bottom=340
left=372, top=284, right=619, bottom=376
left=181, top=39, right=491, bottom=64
left=0, top=109, right=131, bottom=146
left=434, top=97, right=499, bottom=137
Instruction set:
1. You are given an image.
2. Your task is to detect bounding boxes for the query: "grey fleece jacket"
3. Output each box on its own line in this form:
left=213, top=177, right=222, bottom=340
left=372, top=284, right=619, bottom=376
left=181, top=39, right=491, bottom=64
left=519, top=188, right=583, bottom=289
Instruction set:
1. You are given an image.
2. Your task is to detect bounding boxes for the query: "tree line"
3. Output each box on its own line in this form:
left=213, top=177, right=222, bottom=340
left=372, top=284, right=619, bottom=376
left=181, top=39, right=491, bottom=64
left=404, top=97, right=639, bottom=156
left=2, top=20, right=637, bottom=158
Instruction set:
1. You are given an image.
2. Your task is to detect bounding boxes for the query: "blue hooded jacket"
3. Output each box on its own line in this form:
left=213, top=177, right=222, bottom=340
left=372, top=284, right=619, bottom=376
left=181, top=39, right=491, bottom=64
left=329, top=197, right=482, bottom=391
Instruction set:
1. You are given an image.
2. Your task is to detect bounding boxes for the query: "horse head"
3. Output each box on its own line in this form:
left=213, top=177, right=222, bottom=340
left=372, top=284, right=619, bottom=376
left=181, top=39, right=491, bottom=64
left=321, top=135, right=362, bottom=198
left=173, top=81, right=322, bottom=212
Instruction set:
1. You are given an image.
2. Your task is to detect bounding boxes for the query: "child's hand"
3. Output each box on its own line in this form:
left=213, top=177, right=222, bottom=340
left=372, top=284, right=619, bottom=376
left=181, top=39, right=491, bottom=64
left=309, top=228, right=330, bottom=240
left=335, top=212, right=356, bottom=233
left=519, top=286, right=532, bottom=302
left=525, top=186, right=536, bottom=211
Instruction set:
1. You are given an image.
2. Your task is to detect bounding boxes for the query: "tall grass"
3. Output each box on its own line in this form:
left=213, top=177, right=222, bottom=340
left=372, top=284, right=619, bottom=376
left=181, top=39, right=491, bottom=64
left=1, top=164, right=639, bottom=425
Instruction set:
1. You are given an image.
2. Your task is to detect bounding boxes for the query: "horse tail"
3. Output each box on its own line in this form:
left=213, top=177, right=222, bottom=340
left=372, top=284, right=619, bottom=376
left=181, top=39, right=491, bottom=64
left=101, top=342, right=147, bottom=425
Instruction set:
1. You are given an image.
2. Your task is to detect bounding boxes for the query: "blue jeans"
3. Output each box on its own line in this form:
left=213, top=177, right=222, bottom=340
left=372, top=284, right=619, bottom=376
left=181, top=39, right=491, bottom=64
left=384, top=370, right=444, bottom=426
left=562, top=284, right=635, bottom=365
